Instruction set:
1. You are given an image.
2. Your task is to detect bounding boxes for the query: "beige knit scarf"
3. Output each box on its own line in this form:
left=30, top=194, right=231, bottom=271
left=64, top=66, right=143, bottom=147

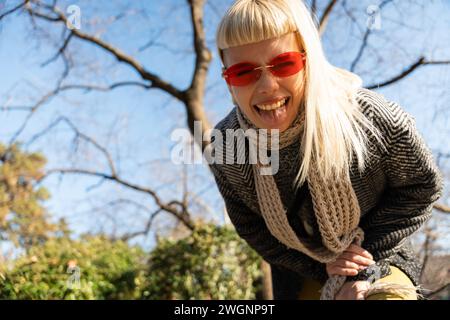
left=235, top=105, right=417, bottom=300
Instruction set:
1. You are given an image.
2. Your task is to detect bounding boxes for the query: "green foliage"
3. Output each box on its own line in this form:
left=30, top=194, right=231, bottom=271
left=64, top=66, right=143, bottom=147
left=0, top=224, right=262, bottom=300
left=144, top=223, right=262, bottom=300
left=0, top=143, right=58, bottom=249
left=0, top=143, right=262, bottom=300
left=0, top=235, right=148, bottom=300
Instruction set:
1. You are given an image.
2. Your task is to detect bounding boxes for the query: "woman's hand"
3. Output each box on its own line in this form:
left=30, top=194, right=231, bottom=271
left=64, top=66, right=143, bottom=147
left=335, top=281, right=371, bottom=300
left=326, top=244, right=375, bottom=277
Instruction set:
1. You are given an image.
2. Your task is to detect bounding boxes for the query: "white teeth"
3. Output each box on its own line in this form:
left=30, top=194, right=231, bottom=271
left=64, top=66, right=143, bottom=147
left=255, top=98, right=287, bottom=111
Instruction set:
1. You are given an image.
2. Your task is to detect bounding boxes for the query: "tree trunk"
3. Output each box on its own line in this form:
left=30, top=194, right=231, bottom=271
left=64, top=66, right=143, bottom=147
left=260, top=260, right=273, bottom=300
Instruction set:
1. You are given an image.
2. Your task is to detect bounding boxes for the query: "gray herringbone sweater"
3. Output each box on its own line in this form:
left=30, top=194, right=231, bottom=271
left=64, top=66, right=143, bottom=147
left=209, top=88, right=443, bottom=297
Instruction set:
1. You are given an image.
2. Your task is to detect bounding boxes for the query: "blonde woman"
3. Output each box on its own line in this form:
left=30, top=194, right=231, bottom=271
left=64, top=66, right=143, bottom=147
left=209, top=0, right=443, bottom=300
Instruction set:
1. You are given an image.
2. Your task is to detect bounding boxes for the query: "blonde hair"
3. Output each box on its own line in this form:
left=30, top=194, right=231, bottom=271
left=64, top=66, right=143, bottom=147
left=216, top=0, right=385, bottom=182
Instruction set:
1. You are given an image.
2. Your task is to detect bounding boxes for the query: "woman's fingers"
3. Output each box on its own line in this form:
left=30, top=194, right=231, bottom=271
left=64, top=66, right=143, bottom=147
left=326, top=245, right=375, bottom=277
left=336, top=281, right=371, bottom=300
left=327, top=265, right=359, bottom=276
left=333, top=258, right=359, bottom=270
left=345, top=244, right=373, bottom=260
left=339, top=252, right=375, bottom=267
left=326, top=259, right=360, bottom=276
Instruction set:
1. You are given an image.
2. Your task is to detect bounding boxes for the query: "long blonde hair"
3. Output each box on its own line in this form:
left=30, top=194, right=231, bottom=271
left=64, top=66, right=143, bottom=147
left=216, top=0, right=385, bottom=182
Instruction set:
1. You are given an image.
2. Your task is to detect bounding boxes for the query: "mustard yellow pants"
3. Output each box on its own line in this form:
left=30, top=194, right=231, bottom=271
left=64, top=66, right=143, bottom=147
left=297, top=266, right=418, bottom=300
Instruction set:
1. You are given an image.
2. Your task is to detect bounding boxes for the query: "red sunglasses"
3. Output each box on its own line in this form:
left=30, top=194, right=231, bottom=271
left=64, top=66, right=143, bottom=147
left=222, top=51, right=306, bottom=86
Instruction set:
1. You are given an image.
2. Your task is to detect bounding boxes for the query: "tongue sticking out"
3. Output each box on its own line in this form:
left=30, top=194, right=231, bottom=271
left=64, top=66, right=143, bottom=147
left=257, top=100, right=289, bottom=127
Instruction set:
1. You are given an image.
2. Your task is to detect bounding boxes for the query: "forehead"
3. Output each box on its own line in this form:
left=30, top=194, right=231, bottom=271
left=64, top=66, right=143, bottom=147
left=223, top=33, right=300, bottom=66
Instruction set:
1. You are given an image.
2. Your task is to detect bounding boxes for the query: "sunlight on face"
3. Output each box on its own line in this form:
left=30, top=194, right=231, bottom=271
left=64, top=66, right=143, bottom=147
left=223, top=33, right=305, bottom=132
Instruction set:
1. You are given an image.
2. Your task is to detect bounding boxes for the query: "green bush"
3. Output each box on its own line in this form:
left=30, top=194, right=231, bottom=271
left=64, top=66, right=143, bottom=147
left=0, top=235, right=147, bottom=299
left=143, top=223, right=262, bottom=299
left=0, top=143, right=262, bottom=299
left=0, top=223, right=262, bottom=300
left=0, top=143, right=59, bottom=249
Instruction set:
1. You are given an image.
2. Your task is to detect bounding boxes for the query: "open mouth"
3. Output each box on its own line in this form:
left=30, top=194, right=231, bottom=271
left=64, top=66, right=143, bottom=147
left=252, top=97, right=290, bottom=117
left=253, top=97, right=290, bottom=113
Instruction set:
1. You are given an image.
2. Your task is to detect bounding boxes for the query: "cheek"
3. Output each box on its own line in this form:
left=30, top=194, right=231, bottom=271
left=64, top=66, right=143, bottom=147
left=281, top=73, right=305, bottom=102
left=285, top=72, right=305, bottom=92
left=232, top=87, right=253, bottom=107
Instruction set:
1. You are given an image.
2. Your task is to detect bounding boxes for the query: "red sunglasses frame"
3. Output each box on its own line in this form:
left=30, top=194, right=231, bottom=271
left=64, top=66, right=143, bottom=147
left=221, top=51, right=306, bottom=87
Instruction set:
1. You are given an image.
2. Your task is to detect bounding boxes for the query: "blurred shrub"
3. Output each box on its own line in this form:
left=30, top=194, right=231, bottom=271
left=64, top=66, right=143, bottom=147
left=0, top=143, right=60, bottom=249
left=143, top=223, right=262, bottom=299
left=0, top=143, right=262, bottom=299
left=0, top=235, right=147, bottom=299
left=0, top=223, right=262, bottom=300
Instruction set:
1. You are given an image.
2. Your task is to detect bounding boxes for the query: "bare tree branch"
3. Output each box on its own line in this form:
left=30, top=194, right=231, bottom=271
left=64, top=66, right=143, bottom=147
left=40, top=168, right=195, bottom=230
left=3, top=80, right=153, bottom=143
left=41, top=32, right=73, bottom=67
left=22, top=0, right=213, bottom=152
left=78, top=197, right=168, bottom=242
left=319, top=0, right=338, bottom=36
left=185, top=0, right=213, bottom=150
left=138, top=27, right=166, bottom=52
left=188, top=0, right=212, bottom=90
left=182, top=164, right=189, bottom=215
left=59, top=82, right=153, bottom=92
left=120, top=208, right=163, bottom=241
left=349, top=0, right=393, bottom=72
left=0, top=0, right=29, bottom=21
left=1, top=105, right=33, bottom=112
left=366, top=57, right=450, bottom=89
left=434, top=203, right=450, bottom=214
left=27, top=116, right=118, bottom=176
left=87, top=198, right=153, bottom=216
left=437, top=151, right=450, bottom=164
left=419, top=224, right=434, bottom=280
left=344, top=0, right=450, bottom=90
left=8, top=88, right=61, bottom=144
left=25, top=3, right=186, bottom=101
left=350, top=29, right=371, bottom=72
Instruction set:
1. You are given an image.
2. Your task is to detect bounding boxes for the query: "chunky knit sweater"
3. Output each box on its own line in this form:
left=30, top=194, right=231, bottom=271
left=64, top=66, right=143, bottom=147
left=209, top=88, right=443, bottom=299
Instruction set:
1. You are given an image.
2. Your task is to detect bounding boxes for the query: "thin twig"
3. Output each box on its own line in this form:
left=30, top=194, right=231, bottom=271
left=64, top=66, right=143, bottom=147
left=367, top=58, right=450, bottom=89
left=319, top=0, right=338, bottom=35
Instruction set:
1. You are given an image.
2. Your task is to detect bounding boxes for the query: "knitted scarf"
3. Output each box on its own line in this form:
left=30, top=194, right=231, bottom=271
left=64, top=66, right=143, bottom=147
left=234, top=104, right=417, bottom=300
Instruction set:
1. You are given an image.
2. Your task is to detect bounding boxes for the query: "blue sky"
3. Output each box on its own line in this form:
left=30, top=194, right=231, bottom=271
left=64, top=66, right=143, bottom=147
left=0, top=0, right=449, bottom=251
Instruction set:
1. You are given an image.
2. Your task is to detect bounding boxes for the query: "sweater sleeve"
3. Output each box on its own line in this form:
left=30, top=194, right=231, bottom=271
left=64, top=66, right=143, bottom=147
left=349, top=99, right=443, bottom=284
left=209, top=163, right=328, bottom=282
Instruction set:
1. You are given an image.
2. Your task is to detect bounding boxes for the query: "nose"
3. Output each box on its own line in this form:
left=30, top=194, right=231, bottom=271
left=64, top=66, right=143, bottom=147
left=255, top=68, right=279, bottom=95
